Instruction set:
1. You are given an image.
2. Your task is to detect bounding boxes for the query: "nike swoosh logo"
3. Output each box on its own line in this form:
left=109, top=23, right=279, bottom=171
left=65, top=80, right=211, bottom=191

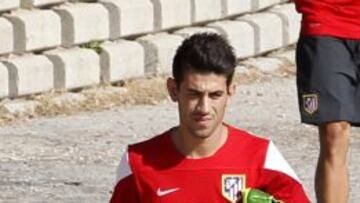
left=156, top=187, right=180, bottom=196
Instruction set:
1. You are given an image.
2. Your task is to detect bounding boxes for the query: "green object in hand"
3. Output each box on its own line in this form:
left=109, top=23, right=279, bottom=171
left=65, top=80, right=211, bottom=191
left=241, top=188, right=283, bottom=203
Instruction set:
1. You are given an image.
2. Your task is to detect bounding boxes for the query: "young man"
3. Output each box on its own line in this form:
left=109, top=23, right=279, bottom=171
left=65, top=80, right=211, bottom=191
left=110, top=33, right=310, bottom=203
left=294, top=0, right=360, bottom=202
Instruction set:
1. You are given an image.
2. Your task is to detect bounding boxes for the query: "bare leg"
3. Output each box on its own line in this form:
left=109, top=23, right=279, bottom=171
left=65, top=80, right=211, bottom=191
left=316, top=121, right=350, bottom=203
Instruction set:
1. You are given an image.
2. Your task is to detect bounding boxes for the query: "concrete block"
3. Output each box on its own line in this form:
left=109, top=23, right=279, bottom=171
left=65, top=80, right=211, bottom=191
left=100, top=40, right=145, bottom=83
left=237, top=12, right=283, bottom=54
left=54, top=3, right=110, bottom=47
left=0, top=0, right=20, bottom=12
left=270, top=4, right=301, bottom=44
left=253, top=0, right=282, bottom=11
left=173, top=26, right=221, bottom=38
left=100, top=0, right=153, bottom=39
left=222, top=0, right=252, bottom=17
left=208, top=20, right=256, bottom=58
left=5, top=9, right=61, bottom=53
left=0, top=63, right=9, bottom=98
left=151, top=0, right=191, bottom=30
left=21, top=0, right=66, bottom=8
left=3, top=55, right=54, bottom=98
left=137, top=33, right=184, bottom=75
left=0, top=18, right=14, bottom=55
left=191, top=0, right=222, bottom=23
left=45, top=48, right=100, bottom=90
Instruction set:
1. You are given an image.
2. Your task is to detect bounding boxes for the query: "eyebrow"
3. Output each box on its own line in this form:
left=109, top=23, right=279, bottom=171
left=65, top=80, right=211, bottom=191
left=186, top=88, right=225, bottom=94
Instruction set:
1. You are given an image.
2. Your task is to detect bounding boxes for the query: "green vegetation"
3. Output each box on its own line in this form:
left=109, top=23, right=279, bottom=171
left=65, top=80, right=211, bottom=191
left=80, top=40, right=103, bottom=54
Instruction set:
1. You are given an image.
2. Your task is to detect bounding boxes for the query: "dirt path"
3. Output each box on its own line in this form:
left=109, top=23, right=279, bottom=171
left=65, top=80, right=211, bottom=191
left=0, top=74, right=359, bottom=203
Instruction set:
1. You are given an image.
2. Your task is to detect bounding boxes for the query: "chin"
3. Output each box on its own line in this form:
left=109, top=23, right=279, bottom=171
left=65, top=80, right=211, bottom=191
left=191, top=128, right=214, bottom=139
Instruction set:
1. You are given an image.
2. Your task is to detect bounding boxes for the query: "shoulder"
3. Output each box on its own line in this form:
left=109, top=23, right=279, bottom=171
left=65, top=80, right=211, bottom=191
left=263, top=141, right=300, bottom=182
left=227, top=126, right=302, bottom=185
left=224, top=125, right=270, bottom=165
left=129, top=128, right=172, bottom=154
left=227, top=125, right=300, bottom=181
left=227, top=125, right=270, bottom=147
left=127, top=128, right=177, bottom=171
left=112, top=131, right=169, bottom=192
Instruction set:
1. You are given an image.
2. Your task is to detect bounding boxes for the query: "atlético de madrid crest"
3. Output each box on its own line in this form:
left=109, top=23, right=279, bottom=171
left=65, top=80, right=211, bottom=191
left=302, top=94, right=319, bottom=115
left=222, top=174, right=246, bottom=202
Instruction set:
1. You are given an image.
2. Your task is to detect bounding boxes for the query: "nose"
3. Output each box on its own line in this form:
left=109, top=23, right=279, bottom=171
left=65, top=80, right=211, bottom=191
left=196, top=95, right=210, bottom=114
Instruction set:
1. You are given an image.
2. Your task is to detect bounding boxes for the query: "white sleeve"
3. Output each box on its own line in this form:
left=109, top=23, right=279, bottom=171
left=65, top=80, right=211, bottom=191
left=115, top=151, right=132, bottom=185
left=264, top=141, right=300, bottom=182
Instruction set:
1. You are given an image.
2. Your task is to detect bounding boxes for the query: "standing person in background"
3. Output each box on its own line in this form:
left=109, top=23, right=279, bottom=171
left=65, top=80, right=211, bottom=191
left=294, top=0, right=360, bottom=202
left=109, top=33, right=310, bottom=203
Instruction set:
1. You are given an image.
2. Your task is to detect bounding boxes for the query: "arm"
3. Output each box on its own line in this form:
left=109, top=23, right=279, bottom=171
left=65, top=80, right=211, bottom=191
left=262, top=142, right=310, bottom=203
left=109, top=152, right=140, bottom=203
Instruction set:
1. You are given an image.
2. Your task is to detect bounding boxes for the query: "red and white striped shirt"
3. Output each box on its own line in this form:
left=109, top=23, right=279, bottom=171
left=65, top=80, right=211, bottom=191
left=110, top=125, right=310, bottom=203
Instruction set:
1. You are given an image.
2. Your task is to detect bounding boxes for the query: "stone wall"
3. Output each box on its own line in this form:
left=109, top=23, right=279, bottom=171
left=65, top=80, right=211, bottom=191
left=0, top=0, right=301, bottom=99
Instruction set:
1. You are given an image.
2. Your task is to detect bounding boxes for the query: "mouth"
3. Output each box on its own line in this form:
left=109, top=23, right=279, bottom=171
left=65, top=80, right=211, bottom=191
left=193, top=116, right=212, bottom=126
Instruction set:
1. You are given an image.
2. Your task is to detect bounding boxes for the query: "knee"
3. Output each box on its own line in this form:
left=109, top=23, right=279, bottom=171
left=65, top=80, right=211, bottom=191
left=319, top=121, right=350, bottom=159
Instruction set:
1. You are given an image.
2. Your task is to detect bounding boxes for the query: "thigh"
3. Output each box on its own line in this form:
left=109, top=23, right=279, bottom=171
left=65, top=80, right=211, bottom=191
left=296, top=36, right=359, bottom=125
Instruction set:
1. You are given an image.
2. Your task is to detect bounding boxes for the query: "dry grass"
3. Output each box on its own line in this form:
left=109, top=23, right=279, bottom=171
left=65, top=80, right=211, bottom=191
left=0, top=75, right=169, bottom=125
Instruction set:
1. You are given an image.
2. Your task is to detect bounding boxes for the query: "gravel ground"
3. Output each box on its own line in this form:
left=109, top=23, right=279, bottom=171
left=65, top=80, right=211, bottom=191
left=0, top=74, right=359, bottom=203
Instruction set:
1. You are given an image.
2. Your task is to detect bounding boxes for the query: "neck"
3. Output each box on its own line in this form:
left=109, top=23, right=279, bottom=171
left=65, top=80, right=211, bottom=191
left=171, top=124, right=228, bottom=159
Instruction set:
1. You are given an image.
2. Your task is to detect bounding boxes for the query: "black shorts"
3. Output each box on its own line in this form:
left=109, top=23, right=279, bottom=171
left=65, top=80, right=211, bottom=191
left=296, top=36, right=360, bottom=126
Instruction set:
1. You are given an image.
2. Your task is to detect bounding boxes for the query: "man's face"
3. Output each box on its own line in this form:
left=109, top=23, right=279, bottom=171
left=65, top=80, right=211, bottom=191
left=168, top=69, right=235, bottom=139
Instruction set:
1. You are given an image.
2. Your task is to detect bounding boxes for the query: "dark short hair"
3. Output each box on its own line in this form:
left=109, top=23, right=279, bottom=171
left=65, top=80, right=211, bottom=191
left=172, top=33, right=236, bottom=87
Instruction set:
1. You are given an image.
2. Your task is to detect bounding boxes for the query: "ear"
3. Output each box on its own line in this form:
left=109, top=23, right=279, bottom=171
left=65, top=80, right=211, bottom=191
left=166, top=78, right=178, bottom=102
left=227, top=84, right=236, bottom=105
left=228, top=84, right=236, bottom=96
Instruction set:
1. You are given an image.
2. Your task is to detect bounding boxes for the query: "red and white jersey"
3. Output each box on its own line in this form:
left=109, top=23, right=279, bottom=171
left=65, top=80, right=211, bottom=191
left=110, top=125, right=310, bottom=203
left=294, top=0, right=360, bottom=39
